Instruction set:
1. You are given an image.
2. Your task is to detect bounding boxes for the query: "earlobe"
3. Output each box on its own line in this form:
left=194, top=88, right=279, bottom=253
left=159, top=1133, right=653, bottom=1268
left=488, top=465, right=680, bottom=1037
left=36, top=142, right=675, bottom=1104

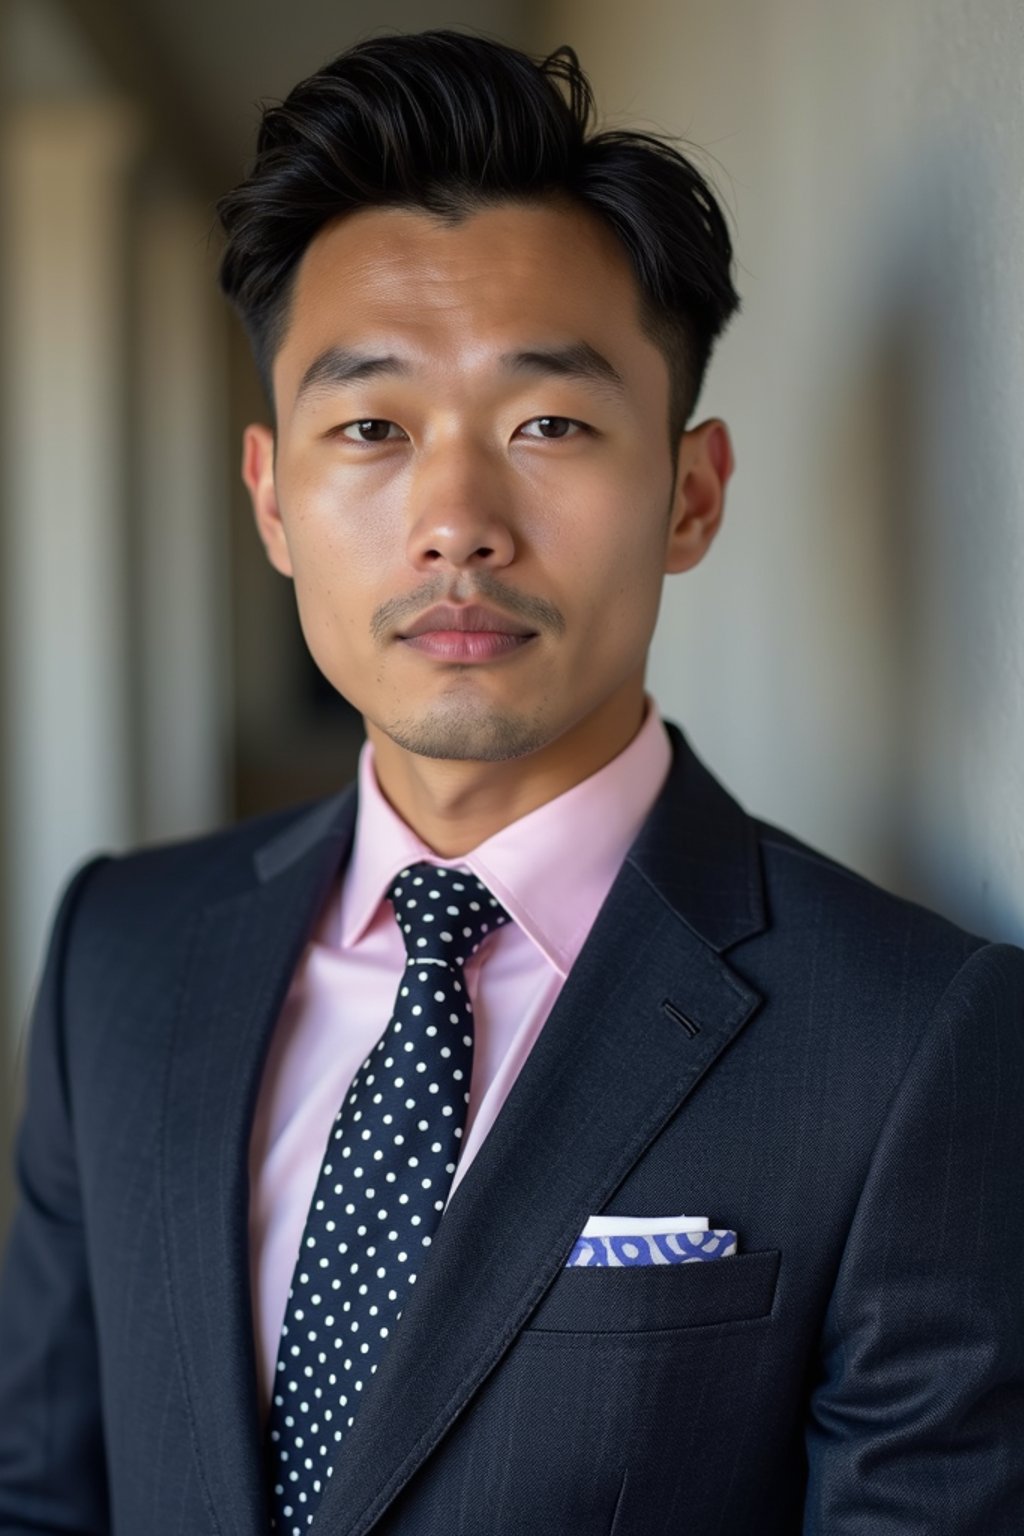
left=241, top=423, right=294, bottom=578
left=664, top=417, right=734, bottom=575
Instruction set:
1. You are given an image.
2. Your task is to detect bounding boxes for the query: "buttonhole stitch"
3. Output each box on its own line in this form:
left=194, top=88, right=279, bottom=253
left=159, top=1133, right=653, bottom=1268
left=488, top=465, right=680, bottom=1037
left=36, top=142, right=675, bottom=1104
left=661, top=998, right=701, bottom=1037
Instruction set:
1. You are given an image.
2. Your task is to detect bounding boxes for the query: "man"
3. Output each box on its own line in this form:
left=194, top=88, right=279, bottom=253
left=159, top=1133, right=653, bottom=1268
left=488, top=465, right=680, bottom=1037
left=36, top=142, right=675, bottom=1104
left=0, top=27, right=1021, bottom=1536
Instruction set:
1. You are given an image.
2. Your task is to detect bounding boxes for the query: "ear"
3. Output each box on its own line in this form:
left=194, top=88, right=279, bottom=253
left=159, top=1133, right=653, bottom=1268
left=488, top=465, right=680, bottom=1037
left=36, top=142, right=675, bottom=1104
left=241, top=422, right=293, bottom=578
left=664, top=417, right=734, bottom=574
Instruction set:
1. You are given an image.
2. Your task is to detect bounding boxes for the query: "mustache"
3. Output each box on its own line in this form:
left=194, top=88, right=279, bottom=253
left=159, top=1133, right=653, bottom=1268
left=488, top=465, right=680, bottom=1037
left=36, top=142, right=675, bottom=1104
left=370, top=574, right=566, bottom=643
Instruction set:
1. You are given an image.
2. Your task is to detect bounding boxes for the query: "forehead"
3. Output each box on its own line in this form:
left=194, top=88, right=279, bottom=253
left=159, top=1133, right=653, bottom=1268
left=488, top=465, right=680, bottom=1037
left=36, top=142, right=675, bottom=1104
left=273, top=199, right=665, bottom=410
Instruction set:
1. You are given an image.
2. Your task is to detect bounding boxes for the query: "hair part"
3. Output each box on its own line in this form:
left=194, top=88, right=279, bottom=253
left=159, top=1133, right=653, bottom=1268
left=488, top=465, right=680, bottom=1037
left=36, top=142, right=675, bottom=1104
left=216, top=29, right=741, bottom=449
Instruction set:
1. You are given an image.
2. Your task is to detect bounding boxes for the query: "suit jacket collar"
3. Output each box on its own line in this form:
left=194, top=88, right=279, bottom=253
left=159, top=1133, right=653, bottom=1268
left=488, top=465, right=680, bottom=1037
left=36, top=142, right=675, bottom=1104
left=626, top=721, right=765, bottom=953
left=160, top=721, right=767, bottom=1536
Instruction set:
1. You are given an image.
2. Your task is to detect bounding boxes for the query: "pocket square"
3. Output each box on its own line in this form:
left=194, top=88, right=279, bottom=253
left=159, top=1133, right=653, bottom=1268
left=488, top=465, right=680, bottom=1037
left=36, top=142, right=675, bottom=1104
left=580, top=1213, right=709, bottom=1236
left=567, top=1215, right=738, bottom=1267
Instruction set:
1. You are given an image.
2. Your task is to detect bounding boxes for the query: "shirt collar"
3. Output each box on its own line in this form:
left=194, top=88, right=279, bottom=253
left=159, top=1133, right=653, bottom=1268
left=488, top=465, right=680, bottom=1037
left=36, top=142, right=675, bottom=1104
left=338, top=697, right=672, bottom=977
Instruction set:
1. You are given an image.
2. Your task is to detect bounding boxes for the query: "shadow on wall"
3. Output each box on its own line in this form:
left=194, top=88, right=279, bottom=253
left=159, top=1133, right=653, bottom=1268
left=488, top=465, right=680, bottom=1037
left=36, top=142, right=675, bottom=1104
left=812, top=119, right=1023, bottom=944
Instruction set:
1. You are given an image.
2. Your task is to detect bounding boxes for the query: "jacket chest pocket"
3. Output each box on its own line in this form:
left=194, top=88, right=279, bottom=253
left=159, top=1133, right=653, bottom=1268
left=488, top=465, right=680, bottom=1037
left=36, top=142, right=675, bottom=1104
left=521, top=1248, right=780, bottom=1334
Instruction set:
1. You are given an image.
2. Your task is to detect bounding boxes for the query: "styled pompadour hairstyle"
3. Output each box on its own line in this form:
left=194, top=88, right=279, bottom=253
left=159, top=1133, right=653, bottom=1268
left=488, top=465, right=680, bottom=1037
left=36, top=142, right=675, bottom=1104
left=216, top=29, right=740, bottom=445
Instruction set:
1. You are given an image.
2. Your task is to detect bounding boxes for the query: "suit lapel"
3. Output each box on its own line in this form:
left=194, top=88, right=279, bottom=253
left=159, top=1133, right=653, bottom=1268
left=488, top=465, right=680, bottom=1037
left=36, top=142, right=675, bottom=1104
left=159, top=788, right=356, bottom=1536
left=311, top=726, right=768, bottom=1536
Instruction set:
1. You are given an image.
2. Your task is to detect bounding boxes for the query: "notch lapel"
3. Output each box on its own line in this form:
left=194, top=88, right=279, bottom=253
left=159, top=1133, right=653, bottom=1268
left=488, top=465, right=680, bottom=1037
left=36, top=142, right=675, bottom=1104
left=159, top=789, right=356, bottom=1536
left=312, top=726, right=768, bottom=1536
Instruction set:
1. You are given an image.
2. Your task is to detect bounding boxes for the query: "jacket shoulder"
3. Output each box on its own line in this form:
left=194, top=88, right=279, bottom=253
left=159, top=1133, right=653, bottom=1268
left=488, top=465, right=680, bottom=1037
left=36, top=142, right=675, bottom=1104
left=750, top=813, right=997, bottom=986
left=62, top=790, right=350, bottom=940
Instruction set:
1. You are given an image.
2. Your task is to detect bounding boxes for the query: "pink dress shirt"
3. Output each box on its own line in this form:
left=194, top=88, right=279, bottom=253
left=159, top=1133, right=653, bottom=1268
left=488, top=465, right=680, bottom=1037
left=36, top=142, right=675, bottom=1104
left=248, top=698, right=672, bottom=1416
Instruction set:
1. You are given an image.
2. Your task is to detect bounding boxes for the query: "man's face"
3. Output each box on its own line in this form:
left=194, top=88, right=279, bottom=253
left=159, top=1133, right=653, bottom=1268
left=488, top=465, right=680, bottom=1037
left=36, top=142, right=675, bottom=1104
left=243, top=199, right=731, bottom=766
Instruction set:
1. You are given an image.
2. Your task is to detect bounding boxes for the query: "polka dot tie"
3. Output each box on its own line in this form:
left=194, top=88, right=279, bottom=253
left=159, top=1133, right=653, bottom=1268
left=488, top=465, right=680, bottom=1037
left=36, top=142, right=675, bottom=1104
left=266, top=862, right=510, bottom=1534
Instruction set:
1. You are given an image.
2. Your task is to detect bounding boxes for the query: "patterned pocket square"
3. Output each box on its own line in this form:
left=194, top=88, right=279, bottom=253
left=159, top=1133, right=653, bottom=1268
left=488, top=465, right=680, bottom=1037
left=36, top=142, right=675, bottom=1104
left=567, top=1216, right=738, bottom=1267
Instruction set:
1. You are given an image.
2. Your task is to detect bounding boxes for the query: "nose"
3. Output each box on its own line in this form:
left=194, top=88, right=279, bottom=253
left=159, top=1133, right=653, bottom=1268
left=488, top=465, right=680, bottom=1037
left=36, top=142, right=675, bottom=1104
left=404, top=438, right=517, bottom=573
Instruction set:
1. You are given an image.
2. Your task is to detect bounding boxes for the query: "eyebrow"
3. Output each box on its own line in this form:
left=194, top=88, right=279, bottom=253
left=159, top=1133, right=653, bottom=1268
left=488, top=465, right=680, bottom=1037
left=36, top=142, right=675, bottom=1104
left=292, top=341, right=628, bottom=409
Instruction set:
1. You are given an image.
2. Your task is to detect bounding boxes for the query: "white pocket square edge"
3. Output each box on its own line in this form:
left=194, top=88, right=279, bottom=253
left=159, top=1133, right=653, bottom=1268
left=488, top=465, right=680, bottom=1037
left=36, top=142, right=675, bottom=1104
left=579, top=1213, right=710, bottom=1237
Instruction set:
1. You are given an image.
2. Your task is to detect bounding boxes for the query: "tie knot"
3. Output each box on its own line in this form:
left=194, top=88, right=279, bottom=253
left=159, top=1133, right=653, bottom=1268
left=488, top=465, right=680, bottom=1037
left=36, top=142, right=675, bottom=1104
left=387, top=862, right=510, bottom=969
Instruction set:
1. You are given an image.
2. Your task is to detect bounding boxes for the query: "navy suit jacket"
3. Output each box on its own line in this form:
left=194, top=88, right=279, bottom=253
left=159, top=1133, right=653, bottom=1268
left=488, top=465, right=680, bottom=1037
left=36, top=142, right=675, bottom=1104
left=1, top=723, right=1022, bottom=1534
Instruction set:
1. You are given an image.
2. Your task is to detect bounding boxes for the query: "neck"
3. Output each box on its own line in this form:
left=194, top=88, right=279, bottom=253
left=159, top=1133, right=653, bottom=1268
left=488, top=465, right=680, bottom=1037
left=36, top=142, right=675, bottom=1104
left=366, top=687, right=649, bottom=857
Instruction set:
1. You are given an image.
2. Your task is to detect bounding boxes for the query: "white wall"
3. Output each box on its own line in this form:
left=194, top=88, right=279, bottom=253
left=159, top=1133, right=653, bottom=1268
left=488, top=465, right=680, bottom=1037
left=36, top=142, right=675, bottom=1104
left=536, top=0, right=1024, bottom=942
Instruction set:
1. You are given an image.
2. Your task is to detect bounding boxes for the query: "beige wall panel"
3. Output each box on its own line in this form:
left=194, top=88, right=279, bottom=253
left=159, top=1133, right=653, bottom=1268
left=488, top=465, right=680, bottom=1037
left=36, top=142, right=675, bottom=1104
left=133, top=185, right=232, bottom=841
left=1, top=100, right=141, bottom=1039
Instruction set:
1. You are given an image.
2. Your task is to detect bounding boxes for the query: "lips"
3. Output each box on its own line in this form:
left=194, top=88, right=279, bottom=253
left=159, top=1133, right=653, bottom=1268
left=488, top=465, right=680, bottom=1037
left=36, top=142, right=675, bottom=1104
left=400, top=603, right=536, bottom=639
left=398, top=603, right=537, bottom=663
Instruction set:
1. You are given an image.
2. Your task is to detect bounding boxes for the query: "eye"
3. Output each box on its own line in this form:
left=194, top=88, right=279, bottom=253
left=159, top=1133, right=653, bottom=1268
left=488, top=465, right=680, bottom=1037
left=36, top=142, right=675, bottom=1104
left=518, top=416, right=588, bottom=441
left=337, top=419, right=407, bottom=443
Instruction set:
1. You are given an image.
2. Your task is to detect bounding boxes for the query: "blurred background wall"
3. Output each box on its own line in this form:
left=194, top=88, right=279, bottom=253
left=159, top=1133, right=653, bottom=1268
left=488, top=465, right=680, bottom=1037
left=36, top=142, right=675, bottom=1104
left=1, top=0, right=1022, bottom=1240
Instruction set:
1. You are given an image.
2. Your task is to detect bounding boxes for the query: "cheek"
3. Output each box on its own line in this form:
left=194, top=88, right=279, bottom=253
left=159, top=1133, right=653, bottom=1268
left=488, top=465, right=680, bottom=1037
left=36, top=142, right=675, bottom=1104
left=280, top=468, right=399, bottom=604
left=549, top=489, right=667, bottom=634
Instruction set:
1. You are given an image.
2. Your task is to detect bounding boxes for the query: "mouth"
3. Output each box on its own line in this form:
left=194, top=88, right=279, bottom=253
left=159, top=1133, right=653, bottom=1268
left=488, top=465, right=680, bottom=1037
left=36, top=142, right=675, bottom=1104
left=397, top=603, right=538, bottom=664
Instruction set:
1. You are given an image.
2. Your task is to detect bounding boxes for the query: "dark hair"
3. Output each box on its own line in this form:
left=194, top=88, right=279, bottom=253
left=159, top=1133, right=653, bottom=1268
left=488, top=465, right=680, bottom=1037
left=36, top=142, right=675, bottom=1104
left=216, top=29, right=740, bottom=445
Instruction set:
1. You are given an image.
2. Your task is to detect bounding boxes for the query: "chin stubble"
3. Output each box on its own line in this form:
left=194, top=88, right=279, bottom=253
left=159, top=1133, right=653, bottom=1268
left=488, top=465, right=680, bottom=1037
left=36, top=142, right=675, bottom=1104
left=381, top=697, right=554, bottom=762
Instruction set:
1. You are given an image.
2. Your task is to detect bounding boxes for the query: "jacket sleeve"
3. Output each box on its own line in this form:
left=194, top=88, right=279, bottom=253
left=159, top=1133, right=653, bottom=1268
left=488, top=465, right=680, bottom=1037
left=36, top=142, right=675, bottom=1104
left=0, top=856, right=112, bottom=1535
left=802, top=940, right=1024, bottom=1533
